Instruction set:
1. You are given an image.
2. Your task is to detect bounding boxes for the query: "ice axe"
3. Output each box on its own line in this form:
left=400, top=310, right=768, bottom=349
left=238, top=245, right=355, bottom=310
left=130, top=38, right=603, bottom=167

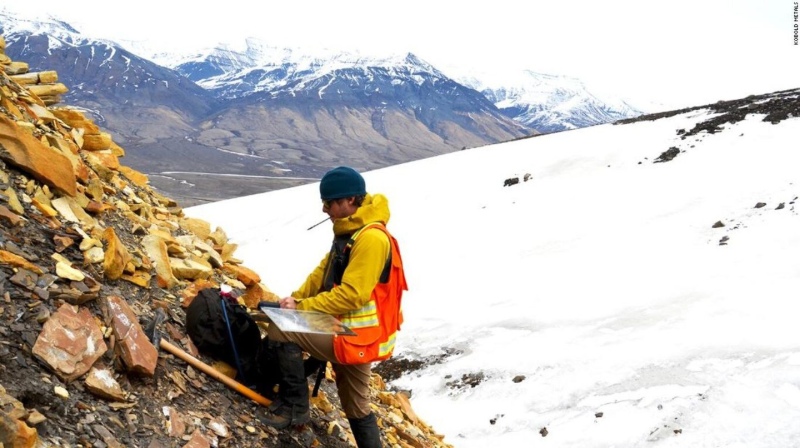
left=144, top=308, right=272, bottom=407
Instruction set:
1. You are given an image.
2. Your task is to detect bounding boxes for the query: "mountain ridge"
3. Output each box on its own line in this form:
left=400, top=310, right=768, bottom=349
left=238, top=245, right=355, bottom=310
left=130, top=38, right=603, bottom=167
left=0, top=12, right=639, bottom=207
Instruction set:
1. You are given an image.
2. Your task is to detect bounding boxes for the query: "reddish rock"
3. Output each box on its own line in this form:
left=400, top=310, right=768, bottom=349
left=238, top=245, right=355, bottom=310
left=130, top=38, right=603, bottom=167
left=105, top=296, right=158, bottom=376
left=222, top=264, right=261, bottom=286
left=163, top=406, right=186, bottom=438
left=32, top=304, right=107, bottom=382
left=0, top=204, right=23, bottom=226
left=182, top=430, right=211, bottom=448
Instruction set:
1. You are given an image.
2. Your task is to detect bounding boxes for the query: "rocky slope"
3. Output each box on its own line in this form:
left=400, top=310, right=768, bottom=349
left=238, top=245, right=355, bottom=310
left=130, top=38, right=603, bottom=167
left=0, top=36, right=450, bottom=448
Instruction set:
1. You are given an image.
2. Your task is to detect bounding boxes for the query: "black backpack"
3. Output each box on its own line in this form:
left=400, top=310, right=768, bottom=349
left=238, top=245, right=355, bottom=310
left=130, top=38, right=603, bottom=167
left=185, top=288, right=268, bottom=388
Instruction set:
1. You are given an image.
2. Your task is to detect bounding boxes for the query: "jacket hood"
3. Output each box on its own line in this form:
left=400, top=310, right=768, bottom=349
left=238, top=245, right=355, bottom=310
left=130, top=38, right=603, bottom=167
left=332, top=193, right=391, bottom=236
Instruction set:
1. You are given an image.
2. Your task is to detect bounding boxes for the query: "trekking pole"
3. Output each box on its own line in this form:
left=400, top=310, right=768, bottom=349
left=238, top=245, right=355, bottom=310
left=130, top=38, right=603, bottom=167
left=219, top=287, right=249, bottom=385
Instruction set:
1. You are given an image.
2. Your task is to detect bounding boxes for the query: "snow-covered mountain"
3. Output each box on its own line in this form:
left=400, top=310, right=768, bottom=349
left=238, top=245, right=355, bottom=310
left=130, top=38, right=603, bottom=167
left=0, top=13, right=533, bottom=206
left=137, top=37, right=639, bottom=133
left=0, top=10, right=83, bottom=44
left=155, top=39, right=515, bottom=121
left=0, top=11, right=217, bottom=124
left=455, top=69, right=643, bottom=133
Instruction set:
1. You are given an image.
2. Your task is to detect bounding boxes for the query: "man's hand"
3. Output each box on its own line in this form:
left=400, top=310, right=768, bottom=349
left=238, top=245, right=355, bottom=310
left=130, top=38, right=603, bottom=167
left=280, top=296, right=298, bottom=310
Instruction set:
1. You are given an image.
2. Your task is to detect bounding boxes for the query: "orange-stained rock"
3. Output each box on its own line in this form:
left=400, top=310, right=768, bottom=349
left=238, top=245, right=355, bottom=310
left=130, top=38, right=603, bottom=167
left=102, top=227, right=132, bottom=280
left=0, top=387, right=39, bottom=446
left=179, top=279, right=217, bottom=308
left=86, top=200, right=114, bottom=214
left=45, top=134, right=90, bottom=183
left=84, top=151, right=120, bottom=171
left=118, top=166, right=148, bottom=188
left=3, top=61, right=30, bottom=76
left=141, top=235, right=179, bottom=289
left=0, top=250, right=43, bottom=274
left=37, top=71, right=59, bottom=84
left=0, top=115, right=76, bottom=196
left=170, top=256, right=212, bottom=281
left=3, top=187, right=24, bottom=214
left=85, top=177, right=104, bottom=201
left=219, top=242, right=238, bottom=262
left=51, top=196, right=96, bottom=228
left=25, top=83, right=68, bottom=99
left=395, top=391, right=420, bottom=425
left=26, top=103, right=56, bottom=123
left=240, top=282, right=280, bottom=309
left=105, top=296, right=158, bottom=376
left=179, top=217, right=211, bottom=241
left=0, top=385, right=27, bottom=421
left=32, top=304, right=107, bottom=382
left=31, top=196, right=58, bottom=217
left=207, top=227, right=228, bottom=247
left=191, top=239, right=223, bottom=268
left=109, top=141, right=125, bottom=158
left=121, top=270, right=152, bottom=287
left=0, top=96, right=24, bottom=120
left=222, top=264, right=261, bottom=286
left=0, top=416, right=38, bottom=448
left=81, top=132, right=112, bottom=151
left=83, top=154, right=113, bottom=181
left=51, top=108, right=100, bottom=133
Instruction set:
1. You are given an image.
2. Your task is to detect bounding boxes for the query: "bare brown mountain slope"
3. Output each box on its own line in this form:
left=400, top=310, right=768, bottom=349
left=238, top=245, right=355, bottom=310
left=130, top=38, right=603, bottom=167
left=0, top=26, right=534, bottom=208
left=0, top=36, right=450, bottom=448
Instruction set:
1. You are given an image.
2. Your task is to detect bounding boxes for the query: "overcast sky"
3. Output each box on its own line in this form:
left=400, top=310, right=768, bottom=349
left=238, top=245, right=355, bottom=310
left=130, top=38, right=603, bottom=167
left=3, top=0, right=798, bottom=110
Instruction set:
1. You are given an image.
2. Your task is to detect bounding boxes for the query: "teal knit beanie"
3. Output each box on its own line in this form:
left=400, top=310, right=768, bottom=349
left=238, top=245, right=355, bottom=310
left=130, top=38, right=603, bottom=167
left=319, top=166, right=366, bottom=200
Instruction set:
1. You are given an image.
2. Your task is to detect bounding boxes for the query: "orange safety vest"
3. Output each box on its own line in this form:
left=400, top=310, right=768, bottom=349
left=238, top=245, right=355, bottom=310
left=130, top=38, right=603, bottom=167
left=324, top=223, right=407, bottom=365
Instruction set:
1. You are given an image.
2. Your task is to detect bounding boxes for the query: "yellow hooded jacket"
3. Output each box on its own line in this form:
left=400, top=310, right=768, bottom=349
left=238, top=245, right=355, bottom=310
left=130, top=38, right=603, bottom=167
left=293, top=193, right=392, bottom=315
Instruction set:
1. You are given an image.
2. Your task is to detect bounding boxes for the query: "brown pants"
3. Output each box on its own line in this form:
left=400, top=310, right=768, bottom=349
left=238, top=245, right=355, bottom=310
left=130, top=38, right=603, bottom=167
left=267, top=324, right=373, bottom=419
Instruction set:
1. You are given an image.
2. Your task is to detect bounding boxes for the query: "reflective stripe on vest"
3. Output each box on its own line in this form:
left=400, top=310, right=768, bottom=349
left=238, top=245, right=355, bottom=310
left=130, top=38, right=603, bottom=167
left=378, top=332, right=396, bottom=358
left=340, top=300, right=379, bottom=328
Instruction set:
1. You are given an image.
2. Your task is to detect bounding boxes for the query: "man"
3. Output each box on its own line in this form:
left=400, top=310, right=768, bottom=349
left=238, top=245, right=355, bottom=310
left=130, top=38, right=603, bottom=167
left=262, top=166, right=407, bottom=448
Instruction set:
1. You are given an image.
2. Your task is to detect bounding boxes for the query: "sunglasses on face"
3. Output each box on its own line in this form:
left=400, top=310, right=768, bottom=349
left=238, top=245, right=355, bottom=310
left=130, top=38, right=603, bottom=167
left=322, top=198, right=342, bottom=208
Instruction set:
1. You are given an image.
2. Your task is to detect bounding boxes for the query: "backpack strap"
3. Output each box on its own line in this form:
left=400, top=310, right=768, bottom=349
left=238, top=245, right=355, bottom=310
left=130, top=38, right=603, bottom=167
left=321, top=222, right=391, bottom=291
left=219, top=289, right=249, bottom=385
